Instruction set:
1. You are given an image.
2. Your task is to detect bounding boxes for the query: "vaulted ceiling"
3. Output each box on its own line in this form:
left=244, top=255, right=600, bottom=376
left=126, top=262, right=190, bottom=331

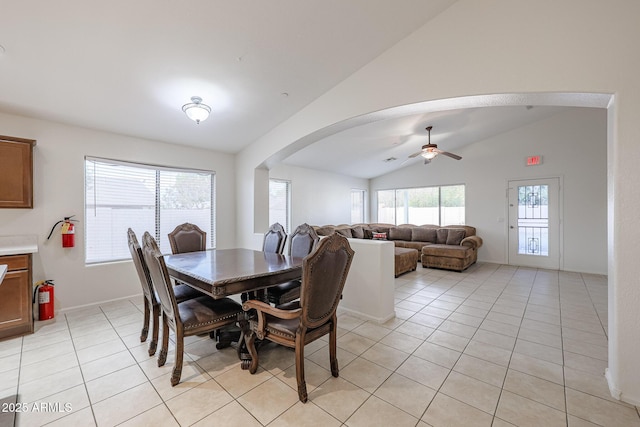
left=1, top=1, right=568, bottom=179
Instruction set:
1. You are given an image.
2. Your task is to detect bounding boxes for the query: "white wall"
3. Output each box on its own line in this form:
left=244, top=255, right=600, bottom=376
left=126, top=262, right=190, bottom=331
left=269, top=164, right=368, bottom=227
left=0, top=112, right=236, bottom=310
left=236, top=0, right=640, bottom=405
left=371, top=108, right=607, bottom=274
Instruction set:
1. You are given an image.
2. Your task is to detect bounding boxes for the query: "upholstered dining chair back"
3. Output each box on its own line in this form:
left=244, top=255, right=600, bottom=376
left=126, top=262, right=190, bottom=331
left=127, top=228, right=160, bottom=354
left=299, top=233, right=354, bottom=328
left=262, top=222, right=287, bottom=254
left=288, top=223, right=320, bottom=258
left=142, top=232, right=179, bottom=331
left=168, top=222, right=207, bottom=254
left=266, top=223, right=319, bottom=305
left=127, top=228, right=156, bottom=307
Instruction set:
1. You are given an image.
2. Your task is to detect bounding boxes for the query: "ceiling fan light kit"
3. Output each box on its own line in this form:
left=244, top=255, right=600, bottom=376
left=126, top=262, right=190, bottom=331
left=182, top=96, right=211, bottom=124
left=408, top=125, right=462, bottom=164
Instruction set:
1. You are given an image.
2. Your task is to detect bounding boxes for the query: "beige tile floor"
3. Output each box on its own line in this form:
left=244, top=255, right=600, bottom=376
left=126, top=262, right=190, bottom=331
left=2, top=262, right=639, bottom=426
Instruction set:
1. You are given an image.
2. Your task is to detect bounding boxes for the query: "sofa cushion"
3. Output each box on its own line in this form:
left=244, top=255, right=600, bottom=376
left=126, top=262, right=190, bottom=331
left=315, top=226, right=335, bottom=236
left=335, top=228, right=353, bottom=238
left=388, top=227, right=412, bottom=241
left=412, top=227, right=437, bottom=243
left=351, top=225, right=365, bottom=239
left=422, top=244, right=472, bottom=259
left=401, top=241, right=432, bottom=251
left=446, top=228, right=467, bottom=245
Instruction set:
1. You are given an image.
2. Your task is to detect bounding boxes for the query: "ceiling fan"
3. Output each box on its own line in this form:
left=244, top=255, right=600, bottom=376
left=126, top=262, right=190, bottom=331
left=407, top=126, right=462, bottom=164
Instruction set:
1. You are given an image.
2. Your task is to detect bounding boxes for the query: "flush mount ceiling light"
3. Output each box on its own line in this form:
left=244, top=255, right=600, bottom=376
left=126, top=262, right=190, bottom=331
left=182, top=96, right=211, bottom=124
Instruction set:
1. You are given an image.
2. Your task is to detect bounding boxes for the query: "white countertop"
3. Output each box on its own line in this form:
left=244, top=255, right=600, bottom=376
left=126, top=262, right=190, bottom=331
left=0, top=235, right=39, bottom=256
left=0, top=264, right=6, bottom=285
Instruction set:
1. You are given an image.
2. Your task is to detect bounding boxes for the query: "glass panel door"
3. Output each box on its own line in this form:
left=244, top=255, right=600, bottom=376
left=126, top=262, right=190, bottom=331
left=508, top=178, right=560, bottom=269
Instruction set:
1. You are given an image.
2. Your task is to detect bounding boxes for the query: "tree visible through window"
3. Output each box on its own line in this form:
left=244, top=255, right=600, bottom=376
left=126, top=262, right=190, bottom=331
left=85, top=157, right=215, bottom=264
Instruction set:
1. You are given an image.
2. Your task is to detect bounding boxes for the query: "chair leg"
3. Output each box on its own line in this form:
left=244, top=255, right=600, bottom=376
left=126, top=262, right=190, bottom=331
left=329, top=320, right=339, bottom=377
left=295, top=338, right=308, bottom=403
left=158, top=314, right=169, bottom=367
left=148, top=303, right=160, bottom=356
left=245, top=331, right=260, bottom=374
left=171, top=330, right=184, bottom=386
left=140, top=298, right=150, bottom=343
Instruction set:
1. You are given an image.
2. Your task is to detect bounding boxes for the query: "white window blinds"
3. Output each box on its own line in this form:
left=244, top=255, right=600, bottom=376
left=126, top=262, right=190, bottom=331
left=85, top=157, right=215, bottom=264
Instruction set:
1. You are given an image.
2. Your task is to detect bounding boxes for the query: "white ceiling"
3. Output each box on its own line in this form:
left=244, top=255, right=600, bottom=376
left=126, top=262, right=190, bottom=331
left=281, top=105, right=570, bottom=178
left=0, top=1, right=575, bottom=180
left=0, top=0, right=457, bottom=152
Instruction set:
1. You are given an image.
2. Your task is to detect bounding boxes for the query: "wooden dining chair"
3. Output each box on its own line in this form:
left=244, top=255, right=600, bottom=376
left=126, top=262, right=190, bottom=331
left=141, top=232, right=243, bottom=386
left=262, top=222, right=287, bottom=254
left=127, top=228, right=207, bottom=356
left=242, top=233, right=354, bottom=402
left=266, top=223, right=319, bottom=305
left=168, top=222, right=207, bottom=254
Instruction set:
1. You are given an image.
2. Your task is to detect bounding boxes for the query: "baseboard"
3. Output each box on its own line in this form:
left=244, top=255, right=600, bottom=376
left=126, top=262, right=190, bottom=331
left=337, top=306, right=395, bottom=324
left=605, top=368, right=640, bottom=406
left=56, top=293, right=143, bottom=314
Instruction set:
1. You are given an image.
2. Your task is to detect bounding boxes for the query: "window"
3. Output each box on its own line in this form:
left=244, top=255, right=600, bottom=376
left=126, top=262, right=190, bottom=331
left=376, top=184, right=465, bottom=226
left=350, top=189, right=366, bottom=223
left=85, top=157, right=215, bottom=264
left=269, top=179, right=291, bottom=233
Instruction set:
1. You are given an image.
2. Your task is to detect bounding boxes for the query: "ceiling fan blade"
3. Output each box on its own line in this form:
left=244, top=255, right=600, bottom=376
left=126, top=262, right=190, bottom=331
left=408, top=151, right=423, bottom=158
left=439, top=151, right=462, bottom=160
left=424, top=158, right=431, bottom=165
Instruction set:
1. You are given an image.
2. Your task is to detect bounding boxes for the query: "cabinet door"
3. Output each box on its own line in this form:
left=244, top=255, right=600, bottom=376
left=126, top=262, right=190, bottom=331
left=0, top=137, right=35, bottom=208
left=0, top=269, right=33, bottom=339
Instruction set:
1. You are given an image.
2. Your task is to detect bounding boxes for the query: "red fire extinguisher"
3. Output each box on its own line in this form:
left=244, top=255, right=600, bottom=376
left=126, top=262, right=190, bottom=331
left=33, top=280, right=55, bottom=320
left=47, top=216, right=77, bottom=248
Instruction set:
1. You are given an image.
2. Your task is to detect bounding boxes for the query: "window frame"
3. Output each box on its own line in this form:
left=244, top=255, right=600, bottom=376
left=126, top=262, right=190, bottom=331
left=376, top=184, right=465, bottom=226
left=268, top=178, right=292, bottom=233
left=84, top=156, right=216, bottom=264
left=350, top=188, right=367, bottom=224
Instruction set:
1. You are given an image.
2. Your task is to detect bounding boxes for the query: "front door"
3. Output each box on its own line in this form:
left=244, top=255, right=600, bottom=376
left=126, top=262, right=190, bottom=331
left=508, top=178, right=561, bottom=269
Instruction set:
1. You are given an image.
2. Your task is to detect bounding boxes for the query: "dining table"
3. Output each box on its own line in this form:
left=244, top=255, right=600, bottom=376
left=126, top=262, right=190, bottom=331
left=163, top=248, right=304, bottom=368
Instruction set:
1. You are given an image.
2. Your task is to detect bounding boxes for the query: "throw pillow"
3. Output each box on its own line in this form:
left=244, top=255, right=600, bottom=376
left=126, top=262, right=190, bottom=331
left=363, top=228, right=374, bottom=239
left=446, top=228, right=467, bottom=245
left=436, top=228, right=448, bottom=244
left=372, top=232, right=387, bottom=240
left=351, top=225, right=365, bottom=239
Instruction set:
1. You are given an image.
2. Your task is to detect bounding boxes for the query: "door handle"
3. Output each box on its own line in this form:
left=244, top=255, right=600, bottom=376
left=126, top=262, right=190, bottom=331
left=510, top=226, right=514, bottom=229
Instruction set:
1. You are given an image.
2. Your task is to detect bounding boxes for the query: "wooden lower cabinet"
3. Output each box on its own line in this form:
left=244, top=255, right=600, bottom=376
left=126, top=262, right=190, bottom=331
left=0, top=254, right=33, bottom=340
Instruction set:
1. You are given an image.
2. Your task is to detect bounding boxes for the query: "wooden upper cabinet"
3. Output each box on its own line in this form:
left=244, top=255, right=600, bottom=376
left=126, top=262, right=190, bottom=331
left=0, top=135, right=36, bottom=208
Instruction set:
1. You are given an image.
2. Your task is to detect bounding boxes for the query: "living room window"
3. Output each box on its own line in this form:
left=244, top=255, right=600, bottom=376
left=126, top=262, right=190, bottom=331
left=350, top=189, right=366, bottom=223
left=85, top=157, right=216, bottom=264
left=269, top=179, right=291, bottom=233
left=377, top=184, right=465, bottom=226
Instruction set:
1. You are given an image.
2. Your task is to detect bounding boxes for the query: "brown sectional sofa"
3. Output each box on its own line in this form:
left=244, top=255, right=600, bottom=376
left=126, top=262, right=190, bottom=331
left=313, top=223, right=483, bottom=272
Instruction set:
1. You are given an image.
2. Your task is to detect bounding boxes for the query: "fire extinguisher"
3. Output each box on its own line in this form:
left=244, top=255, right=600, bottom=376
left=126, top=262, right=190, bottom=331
left=33, top=280, right=55, bottom=320
left=47, top=216, right=77, bottom=248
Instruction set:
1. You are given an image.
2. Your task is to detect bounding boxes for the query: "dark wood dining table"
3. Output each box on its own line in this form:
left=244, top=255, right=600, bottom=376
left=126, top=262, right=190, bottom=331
left=164, top=248, right=304, bottom=299
left=163, top=248, right=304, bottom=368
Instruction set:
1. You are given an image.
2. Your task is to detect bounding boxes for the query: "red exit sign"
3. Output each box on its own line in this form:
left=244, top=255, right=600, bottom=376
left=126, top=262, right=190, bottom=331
left=527, top=155, right=542, bottom=166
